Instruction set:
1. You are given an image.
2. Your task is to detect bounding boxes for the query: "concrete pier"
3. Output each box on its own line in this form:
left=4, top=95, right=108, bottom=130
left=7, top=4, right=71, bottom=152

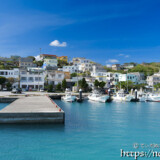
left=0, top=96, right=64, bottom=124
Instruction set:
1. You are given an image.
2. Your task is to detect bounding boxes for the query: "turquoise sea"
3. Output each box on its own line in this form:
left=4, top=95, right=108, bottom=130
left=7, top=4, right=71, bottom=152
left=0, top=101, right=160, bottom=160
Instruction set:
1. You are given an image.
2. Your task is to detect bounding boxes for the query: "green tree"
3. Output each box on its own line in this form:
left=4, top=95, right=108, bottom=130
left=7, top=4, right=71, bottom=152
left=34, top=60, right=44, bottom=67
left=71, top=73, right=77, bottom=78
left=79, top=78, right=88, bottom=92
left=47, top=84, right=53, bottom=92
left=99, top=81, right=106, bottom=89
left=56, top=83, right=62, bottom=92
left=0, top=76, right=6, bottom=85
left=154, top=83, right=160, bottom=90
left=133, top=83, right=146, bottom=90
left=117, top=81, right=134, bottom=91
left=62, top=79, right=67, bottom=91
left=6, top=82, right=12, bottom=90
left=45, top=74, right=48, bottom=85
left=7, top=77, right=15, bottom=84
left=94, top=80, right=100, bottom=88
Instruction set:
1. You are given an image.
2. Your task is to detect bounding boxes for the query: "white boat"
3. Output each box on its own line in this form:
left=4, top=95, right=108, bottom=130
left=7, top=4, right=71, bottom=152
left=61, top=89, right=76, bottom=102
left=146, top=93, right=160, bottom=102
left=125, top=95, right=134, bottom=102
left=112, top=90, right=126, bottom=102
left=126, top=92, right=147, bottom=102
left=88, top=91, right=110, bottom=103
left=112, top=90, right=133, bottom=102
left=137, top=93, right=147, bottom=102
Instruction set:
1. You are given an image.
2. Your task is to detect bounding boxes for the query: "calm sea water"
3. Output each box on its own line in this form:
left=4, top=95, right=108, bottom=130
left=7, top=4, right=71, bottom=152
left=0, top=101, right=160, bottom=160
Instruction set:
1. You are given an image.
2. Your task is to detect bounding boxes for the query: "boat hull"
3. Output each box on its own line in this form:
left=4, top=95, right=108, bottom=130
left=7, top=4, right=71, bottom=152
left=61, top=96, right=76, bottom=102
left=88, top=95, right=110, bottom=103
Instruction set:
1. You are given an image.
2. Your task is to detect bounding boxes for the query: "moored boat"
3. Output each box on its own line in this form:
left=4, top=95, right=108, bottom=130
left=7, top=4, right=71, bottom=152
left=88, top=90, right=110, bottom=103
left=61, top=89, right=76, bottom=102
left=146, top=93, right=160, bottom=102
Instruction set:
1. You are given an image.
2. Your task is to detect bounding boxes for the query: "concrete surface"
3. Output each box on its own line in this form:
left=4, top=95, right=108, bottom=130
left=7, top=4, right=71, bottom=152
left=0, top=96, right=65, bottom=124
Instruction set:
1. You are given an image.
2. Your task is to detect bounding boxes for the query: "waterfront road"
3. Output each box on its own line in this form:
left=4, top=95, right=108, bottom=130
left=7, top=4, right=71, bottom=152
left=0, top=91, right=89, bottom=97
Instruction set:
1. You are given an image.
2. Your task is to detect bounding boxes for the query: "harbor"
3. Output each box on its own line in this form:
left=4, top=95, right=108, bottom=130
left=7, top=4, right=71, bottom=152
left=0, top=96, right=64, bottom=124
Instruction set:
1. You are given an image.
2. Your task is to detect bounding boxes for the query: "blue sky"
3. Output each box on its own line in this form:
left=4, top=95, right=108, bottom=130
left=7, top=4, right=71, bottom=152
left=0, top=0, right=160, bottom=65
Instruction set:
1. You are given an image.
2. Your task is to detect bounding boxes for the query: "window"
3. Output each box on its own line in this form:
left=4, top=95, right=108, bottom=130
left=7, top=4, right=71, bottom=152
left=58, top=74, right=62, bottom=78
left=28, top=77, right=34, bottom=81
left=21, top=71, right=26, bottom=74
left=21, top=77, right=27, bottom=81
left=35, top=77, right=41, bottom=81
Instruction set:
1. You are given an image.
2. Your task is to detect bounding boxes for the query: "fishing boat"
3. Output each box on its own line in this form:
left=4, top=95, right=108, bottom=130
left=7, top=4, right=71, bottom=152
left=112, top=90, right=126, bottom=102
left=146, top=93, right=160, bottom=102
left=88, top=90, right=110, bottom=103
left=61, top=89, right=76, bottom=102
left=112, top=89, right=133, bottom=102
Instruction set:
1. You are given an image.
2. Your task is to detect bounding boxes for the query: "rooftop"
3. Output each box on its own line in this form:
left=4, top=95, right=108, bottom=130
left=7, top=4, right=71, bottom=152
left=20, top=58, right=33, bottom=62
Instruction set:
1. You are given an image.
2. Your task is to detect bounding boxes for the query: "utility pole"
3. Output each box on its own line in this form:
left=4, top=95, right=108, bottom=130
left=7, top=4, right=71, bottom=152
left=18, top=69, right=20, bottom=88
left=38, top=66, right=40, bottom=91
left=127, top=70, right=128, bottom=92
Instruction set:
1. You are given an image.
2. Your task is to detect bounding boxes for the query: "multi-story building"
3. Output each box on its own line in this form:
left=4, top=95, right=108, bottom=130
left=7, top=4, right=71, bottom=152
left=147, top=72, right=160, bottom=86
left=72, top=57, right=84, bottom=65
left=60, top=64, right=79, bottom=73
left=78, top=62, right=92, bottom=72
left=122, top=63, right=136, bottom=70
left=112, top=64, right=121, bottom=71
left=46, top=70, right=70, bottom=85
left=118, top=73, right=139, bottom=84
left=92, top=63, right=106, bottom=72
left=130, top=72, right=146, bottom=84
left=0, top=68, right=19, bottom=79
left=20, top=67, right=45, bottom=90
left=19, top=58, right=37, bottom=69
left=72, top=58, right=91, bottom=64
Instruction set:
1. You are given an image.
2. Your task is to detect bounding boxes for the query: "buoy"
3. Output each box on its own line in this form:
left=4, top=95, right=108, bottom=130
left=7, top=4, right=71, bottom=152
left=56, top=105, right=58, bottom=108
left=59, top=109, right=61, bottom=112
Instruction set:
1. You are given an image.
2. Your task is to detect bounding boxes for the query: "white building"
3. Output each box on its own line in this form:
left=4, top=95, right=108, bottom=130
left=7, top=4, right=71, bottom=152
left=47, top=70, right=70, bottom=85
left=61, top=64, right=79, bottom=73
left=118, top=73, right=138, bottom=84
left=20, top=67, right=45, bottom=90
left=0, top=68, right=19, bottom=79
left=72, top=58, right=91, bottom=65
left=147, top=72, right=160, bottom=86
left=78, top=63, right=92, bottom=72
left=72, top=58, right=93, bottom=72
left=19, top=58, right=36, bottom=69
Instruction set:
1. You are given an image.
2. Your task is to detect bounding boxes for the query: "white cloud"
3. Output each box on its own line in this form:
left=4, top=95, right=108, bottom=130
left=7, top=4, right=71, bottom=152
left=107, top=59, right=119, bottom=63
left=118, top=53, right=130, bottom=58
left=125, top=55, right=129, bottom=58
left=49, top=40, right=67, bottom=47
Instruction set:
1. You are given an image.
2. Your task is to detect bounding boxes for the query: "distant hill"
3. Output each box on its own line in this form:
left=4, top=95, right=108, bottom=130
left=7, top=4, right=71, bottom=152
left=128, top=62, right=160, bottom=76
